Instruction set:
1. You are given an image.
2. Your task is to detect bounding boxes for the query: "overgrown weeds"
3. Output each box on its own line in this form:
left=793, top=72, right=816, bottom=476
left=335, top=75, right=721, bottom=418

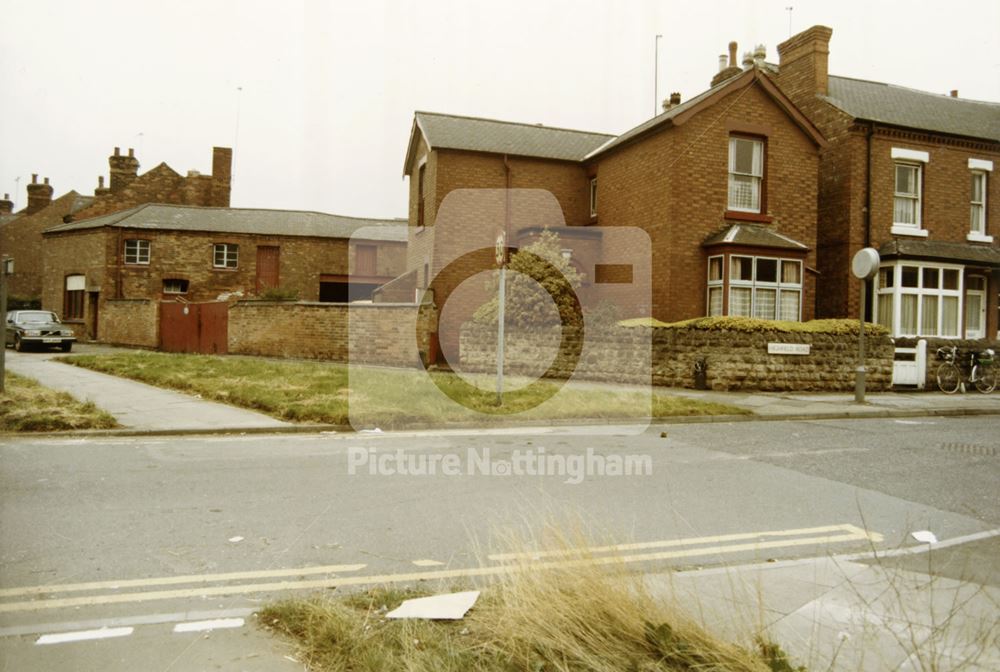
left=0, top=372, right=118, bottom=431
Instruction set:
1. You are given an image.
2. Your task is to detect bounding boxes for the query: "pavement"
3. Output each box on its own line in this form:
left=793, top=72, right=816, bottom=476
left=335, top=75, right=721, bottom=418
left=648, top=532, right=1000, bottom=671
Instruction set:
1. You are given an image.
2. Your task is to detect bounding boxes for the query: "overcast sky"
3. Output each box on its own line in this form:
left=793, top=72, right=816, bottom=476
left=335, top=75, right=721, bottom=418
left=2, top=0, right=998, bottom=219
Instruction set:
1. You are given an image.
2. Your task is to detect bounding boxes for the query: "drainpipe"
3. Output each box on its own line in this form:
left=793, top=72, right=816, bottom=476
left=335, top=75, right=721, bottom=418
left=864, top=122, right=873, bottom=247
left=116, top=228, right=124, bottom=299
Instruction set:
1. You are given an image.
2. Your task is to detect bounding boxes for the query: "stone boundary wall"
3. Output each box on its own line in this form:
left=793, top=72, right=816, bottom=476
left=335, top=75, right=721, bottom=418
left=894, top=336, right=1000, bottom=390
left=99, top=299, right=159, bottom=348
left=228, top=301, right=435, bottom=366
left=460, top=324, right=895, bottom=392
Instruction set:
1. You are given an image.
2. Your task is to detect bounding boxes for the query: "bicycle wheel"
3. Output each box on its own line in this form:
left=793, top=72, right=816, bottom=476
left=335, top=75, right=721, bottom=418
left=974, top=364, right=997, bottom=394
left=936, top=363, right=961, bottom=394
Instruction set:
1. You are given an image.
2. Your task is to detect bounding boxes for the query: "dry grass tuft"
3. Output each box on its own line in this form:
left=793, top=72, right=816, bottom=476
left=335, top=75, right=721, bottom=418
left=0, top=372, right=118, bottom=432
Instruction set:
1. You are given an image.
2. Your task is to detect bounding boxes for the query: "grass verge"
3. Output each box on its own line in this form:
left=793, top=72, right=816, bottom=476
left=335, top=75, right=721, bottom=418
left=259, top=536, right=799, bottom=672
left=61, top=352, right=748, bottom=427
left=0, top=372, right=118, bottom=432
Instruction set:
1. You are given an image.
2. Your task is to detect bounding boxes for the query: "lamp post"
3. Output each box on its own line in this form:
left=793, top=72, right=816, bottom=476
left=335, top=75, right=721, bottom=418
left=495, top=232, right=507, bottom=406
left=851, top=247, right=880, bottom=403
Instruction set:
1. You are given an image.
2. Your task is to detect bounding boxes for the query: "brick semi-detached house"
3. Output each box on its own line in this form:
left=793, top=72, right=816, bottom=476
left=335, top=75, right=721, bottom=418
left=396, top=54, right=826, bottom=361
left=774, top=25, right=1000, bottom=339
left=42, top=204, right=406, bottom=342
left=0, top=146, right=231, bottom=304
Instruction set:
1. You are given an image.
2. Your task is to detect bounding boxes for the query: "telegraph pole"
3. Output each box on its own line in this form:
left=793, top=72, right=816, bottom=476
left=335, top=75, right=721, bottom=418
left=654, top=34, right=663, bottom=116
left=0, top=256, right=9, bottom=393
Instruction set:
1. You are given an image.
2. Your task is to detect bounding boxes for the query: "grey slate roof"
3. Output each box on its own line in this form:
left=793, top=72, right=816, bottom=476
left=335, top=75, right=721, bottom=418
left=43, top=203, right=408, bottom=242
left=702, top=224, right=809, bottom=250
left=878, top=239, right=1000, bottom=267
left=825, top=76, right=1000, bottom=142
left=414, top=111, right=614, bottom=163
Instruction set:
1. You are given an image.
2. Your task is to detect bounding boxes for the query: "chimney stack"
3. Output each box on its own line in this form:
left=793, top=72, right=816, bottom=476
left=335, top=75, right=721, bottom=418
left=94, top=175, right=111, bottom=197
left=0, top=193, right=12, bottom=215
left=711, top=40, right=745, bottom=87
left=950, top=90, right=959, bottom=98
left=660, top=92, right=682, bottom=112
left=753, top=44, right=767, bottom=66
left=210, top=146, right=233, bottom=207
left=108, top=146, right=140, bottom=193
left=776, top=25, right=833, bottom=98
left=718, top=54, right=727, bottom=73
left=26, top=173, right=54, bottom=214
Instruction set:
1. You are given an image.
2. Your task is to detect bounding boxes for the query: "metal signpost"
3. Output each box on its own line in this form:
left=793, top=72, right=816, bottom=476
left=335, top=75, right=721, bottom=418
left=495, top=232, right=506, bottom=406
left=851, top=247, right=880, bottom=403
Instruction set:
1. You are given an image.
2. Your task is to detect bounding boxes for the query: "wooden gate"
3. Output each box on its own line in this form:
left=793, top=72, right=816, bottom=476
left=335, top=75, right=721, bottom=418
left=160, top=301, right=229, bottom=354
left=256, top=246, right=280, bottom=292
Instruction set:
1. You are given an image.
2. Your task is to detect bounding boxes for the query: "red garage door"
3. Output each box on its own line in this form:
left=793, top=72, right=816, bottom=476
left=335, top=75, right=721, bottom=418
left=160, top=301, right=228, bottom=354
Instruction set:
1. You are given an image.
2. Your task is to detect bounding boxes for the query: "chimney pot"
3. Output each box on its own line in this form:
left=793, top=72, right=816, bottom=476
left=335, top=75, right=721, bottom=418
left=950, top=89, right=958, bottom=98
left=98, top=176, right=105, bottom=187
left=114, top=146, right=120, bottom=156
left=128, top=147, right=134, bottom=157
left=728, top=41, right=738, bottom=67
left=718, top=54, right=727, bottom=72
left=44, top=177, right=49, bottom=185
left=31, top=173, right=38, bottom=184
left=753, top=44, right=766, bottom=64
left=670, top=92, right=681, bottom=105
left=742, top=51, right=754, bottom=68
left=3, top=193, right=8, bottom=199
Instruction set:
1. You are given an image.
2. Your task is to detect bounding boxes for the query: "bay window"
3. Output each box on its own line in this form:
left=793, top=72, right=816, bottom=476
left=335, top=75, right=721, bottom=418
left=706, top=253, right=802, bottom=321
left=875, top=261, right=961, bottom=337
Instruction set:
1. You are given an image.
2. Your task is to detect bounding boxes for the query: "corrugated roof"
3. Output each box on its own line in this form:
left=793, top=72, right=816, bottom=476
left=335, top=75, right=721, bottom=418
left=878, top=239, right=1000, bottom=267
left=825, top=76, right=1000, bottom=142
left=43, top=204, right=408, bottom=242
left=413, top=111, right=614, bottom=164
left=702, top=224, right=809, bottom=250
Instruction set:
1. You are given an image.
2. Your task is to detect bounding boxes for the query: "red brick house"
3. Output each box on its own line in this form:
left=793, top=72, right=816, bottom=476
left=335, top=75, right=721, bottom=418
left=42, top=204, right=406, bottom=343
left=773, top=26, right=1000, bottom=340
left=397, top=59, right=826, bottom=360
left=0, top=146, right=231, bottom=304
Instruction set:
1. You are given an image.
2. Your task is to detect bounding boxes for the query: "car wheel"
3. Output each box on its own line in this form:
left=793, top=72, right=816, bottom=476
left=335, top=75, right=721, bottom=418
left=14, top=336, right=24, bottom=352
left=60, top=342, right=73, bottom=353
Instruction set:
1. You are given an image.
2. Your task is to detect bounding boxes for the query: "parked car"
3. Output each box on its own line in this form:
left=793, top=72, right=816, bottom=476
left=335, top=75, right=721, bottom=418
left=4, top=310, right=76, bottom=352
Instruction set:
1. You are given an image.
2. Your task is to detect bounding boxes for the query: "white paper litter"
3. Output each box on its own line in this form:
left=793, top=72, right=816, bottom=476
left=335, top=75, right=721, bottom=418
left=385, top=590, right=480, bottom=620
left=911, top=530, right=938, bottom=544
left=228, top=536, right=244, bottom=543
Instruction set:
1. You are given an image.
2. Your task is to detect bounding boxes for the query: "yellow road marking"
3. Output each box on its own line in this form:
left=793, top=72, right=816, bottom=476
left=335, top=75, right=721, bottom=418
left=488, top=523, right=882, bottom=561
left=0, top=563, right=368, bottom=599
left=0, top=525, right=880, bottom=613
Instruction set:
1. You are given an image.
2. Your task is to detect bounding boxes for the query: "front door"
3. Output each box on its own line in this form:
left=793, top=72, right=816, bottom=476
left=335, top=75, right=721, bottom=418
left=256, top=246, right=280, bottom=293
left=965, top=275, right=986, bottom=339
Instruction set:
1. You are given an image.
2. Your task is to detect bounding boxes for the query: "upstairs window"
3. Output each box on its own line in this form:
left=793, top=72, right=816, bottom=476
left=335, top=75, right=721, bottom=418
left=727, top=137, right=764, bottom=213
left=970, top=170, right=987, bottom=236
left=213, top=243, right=239, bottom=269
left=124, top=239, right=150, bottom=265
left=893, top=163, right=921, bottom=228
left=589, top=177, right=598, bottom=218
left=417, top=163, right=426, bottom=228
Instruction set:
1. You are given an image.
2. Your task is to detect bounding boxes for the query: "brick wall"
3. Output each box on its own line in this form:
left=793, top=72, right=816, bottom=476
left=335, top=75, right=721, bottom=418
left=461, top=323, right=894, bottom=392
left=99, top=299, right=159, bottom=347
left=894, top=335, right=1000, bottom=390
left=228, top=301, right=436, bottom=366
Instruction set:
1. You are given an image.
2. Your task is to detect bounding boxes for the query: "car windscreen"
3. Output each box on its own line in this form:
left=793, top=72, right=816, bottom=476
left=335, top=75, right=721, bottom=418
left=17, top=311, right=59, bottom=324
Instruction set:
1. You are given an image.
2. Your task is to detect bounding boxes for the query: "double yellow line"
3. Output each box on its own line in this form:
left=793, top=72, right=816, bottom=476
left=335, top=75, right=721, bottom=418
left=0, top=524, right=880, bottom=613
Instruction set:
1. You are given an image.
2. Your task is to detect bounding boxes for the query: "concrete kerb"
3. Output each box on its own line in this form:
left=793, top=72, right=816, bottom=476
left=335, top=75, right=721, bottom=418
left=3, top=405, right=999, bottom=439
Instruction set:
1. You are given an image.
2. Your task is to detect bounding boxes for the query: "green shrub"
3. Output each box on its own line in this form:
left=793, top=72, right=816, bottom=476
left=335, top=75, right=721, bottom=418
left=619, top=315, right=888, bottom=335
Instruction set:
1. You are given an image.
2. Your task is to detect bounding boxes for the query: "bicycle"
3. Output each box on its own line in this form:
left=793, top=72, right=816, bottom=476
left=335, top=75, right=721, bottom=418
left=935, top=345, right=997, bottom=394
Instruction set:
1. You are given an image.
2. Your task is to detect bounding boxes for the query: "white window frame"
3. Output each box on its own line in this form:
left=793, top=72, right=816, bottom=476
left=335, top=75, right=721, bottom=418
left=124, top=239, right=150, bottom=265
left=213, top=243, right=239, bottom=269
left=874, top=260, right=963, bottom=338
left=727, top=137, right=764, bottom=213
left=162, top=278, right=189, bottom=294
left=890, top=148, right=929, bottom=237
left=713, top=253, right=801, bottom=321
left=968, top=162, right=992, bottom=242
left=706, top=255, right=723, bottom=316
left=589, top=177, right=597, bottom=218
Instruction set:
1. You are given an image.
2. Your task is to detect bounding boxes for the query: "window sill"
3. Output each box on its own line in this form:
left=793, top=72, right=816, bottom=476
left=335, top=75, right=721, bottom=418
left=890, top=225, right=929, bottom=238
left=414, top=226, right=425, bottom=235
left=212, top=267, right=239, bottom=272
left=967, top=232, right=994, bottom=243
left=725, top=210, right=773, bottom=224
